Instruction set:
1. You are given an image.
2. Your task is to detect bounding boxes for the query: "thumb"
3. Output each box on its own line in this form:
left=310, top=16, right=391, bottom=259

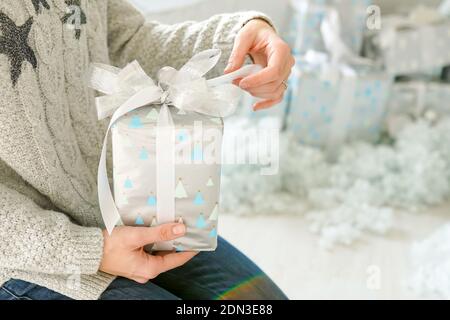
left=224, top=31, right=255, bottom=74
left=130, top=223, right=186, bottom=248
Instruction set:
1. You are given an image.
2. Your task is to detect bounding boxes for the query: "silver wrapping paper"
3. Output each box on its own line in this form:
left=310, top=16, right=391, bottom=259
left=111, top=105, right=223, bottom=251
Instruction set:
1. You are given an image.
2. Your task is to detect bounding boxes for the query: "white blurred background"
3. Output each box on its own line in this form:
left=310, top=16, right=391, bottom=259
left=130, top=0, right=441, bottom=27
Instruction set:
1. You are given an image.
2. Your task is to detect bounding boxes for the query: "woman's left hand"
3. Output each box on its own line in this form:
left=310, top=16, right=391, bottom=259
left=224, top=18, right=295, bottom=111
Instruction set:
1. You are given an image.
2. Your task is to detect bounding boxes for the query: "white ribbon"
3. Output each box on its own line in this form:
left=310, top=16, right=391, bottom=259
left=88, top=49, right=262, bottom=235
left=320, top=8, right=372, bottom=67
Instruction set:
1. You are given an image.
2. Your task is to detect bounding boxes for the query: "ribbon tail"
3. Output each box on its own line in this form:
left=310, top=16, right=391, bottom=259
left=154, top=104, right=176, bottom=251
left=97, top=87, right=162, bottom=235
left=98, top=133, right=121, bottom=235
left=206, top=64, right=263, bottom=87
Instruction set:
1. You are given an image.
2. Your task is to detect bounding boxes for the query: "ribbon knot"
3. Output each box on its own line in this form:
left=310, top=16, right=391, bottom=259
left=159, top=90, right=171, bottom=106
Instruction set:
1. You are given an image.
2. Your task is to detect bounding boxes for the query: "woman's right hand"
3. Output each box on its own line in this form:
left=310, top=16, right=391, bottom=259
left=99, top=223, right=196, bottom=283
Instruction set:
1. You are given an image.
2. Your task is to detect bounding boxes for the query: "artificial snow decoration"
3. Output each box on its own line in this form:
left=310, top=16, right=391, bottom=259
left=306, top=204, right=394, bottom=249
left=221, top=118, right=450, bottom=248
left=409, top=223, right=450, bottom=299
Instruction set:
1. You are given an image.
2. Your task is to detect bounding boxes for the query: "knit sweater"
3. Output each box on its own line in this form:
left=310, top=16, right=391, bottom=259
left=0, top=0, right=271, bottom=300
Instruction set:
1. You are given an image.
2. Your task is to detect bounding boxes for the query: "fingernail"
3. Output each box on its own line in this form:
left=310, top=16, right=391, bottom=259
left=172, top=224, right=186, bottom=235
left=224, top=62, right=233, bottom=73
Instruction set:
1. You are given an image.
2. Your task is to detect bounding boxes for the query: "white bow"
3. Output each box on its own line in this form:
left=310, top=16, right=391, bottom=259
left=89, top=49, right=262, bottom=120
left=88, top=49, right=262, bottom=235
left=320, top=8, right=372, bottom=67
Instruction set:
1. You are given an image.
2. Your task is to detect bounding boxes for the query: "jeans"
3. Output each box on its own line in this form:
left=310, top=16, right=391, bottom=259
left=0, top=237, right=288, bottom=300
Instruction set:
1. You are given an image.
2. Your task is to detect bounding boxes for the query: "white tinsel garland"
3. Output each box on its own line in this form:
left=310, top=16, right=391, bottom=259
left=409, top=223, right=450, bottom=299
left=221, top=117, right=450, bottom=248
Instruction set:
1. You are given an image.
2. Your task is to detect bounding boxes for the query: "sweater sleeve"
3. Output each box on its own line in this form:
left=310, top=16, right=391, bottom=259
left=0, top=169, right=104, bottom=276
left=107, top=0, right=274, bottom=78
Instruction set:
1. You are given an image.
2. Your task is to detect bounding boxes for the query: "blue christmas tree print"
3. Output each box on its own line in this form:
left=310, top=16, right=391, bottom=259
left=177, top=129, right=188, bottom=142
left=209, top=227, right=217, bottom=238
left=124, top=178, right=133, bottom=189
left=135, top=215, right=145, bottom=225
left=192, top=144, right=203, bottom=161
left=196, top=213, right=207, bottom=229
left=139, top=147, right=149, bottom=160
left=194, top=191, right=204, bottom=205
left=129, top=116, right=143, bottom=129
left=147, top=195, right=157, bottom=206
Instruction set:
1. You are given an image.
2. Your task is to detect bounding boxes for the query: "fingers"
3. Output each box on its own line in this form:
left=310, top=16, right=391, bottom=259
left=247, top=81, right=286, bottom=100
left=239, top=41, right=293, bottom=89
left=240, top=41, right=293, bottom=111
left=132, top=251, right=198, bottom=282
left=126, top=223, right=186, bottom=248
left=224, top=29, right=256, bottom=74
left=152, top=251, right=198, bottom=275
left=253, top=96, right=284, bottom=111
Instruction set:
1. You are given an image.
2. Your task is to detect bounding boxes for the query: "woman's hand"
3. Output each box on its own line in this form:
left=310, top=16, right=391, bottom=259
left=225, top=18, right=295, bottom=111
left=99, top=223, right=196, bottom=283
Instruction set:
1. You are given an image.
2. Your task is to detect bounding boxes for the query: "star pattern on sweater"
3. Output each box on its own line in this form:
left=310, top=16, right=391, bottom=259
left=31, top=0, right=50, bottom=14
left=61, top=0, right=87, bottom=40
left=0, top=12, right=37, bottom=86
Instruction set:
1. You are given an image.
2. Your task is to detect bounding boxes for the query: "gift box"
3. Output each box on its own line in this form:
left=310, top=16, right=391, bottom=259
left=285, top=0, right=370, bottom=55
left=442, top=66, right=450, bottom=82
left=88, top=49, right=261, bottom=251
left=386, top=81, right=450, bottom=136
left=365, top=13, right=450, bottom=76
left=287, top=53, right=393, bottom=154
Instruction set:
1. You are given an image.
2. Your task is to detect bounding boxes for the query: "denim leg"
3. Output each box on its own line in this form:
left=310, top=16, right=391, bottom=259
left=99, top=277, right=180, bottom=300
left=152, top=236, right=288, bottom=300
left=0, top=238, right=287, bottom=300
left=0, top=279, right=71, bottom=300
left=0, top=278, right=180, bottom=300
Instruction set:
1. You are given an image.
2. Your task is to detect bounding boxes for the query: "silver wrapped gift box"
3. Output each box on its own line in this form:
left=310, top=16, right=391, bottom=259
left=88, top=49, right=262, bottom=251
left=386, top=81, right=450, bottom=136
left=365, top=12, right=450, bottom=76
left=286, top=53, right=393, bottom=155
left=285, top=0, right=371, bottom=55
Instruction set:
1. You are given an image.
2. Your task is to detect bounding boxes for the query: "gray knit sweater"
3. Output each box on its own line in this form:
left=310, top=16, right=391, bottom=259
left=0, top=0, right=270, bottom=300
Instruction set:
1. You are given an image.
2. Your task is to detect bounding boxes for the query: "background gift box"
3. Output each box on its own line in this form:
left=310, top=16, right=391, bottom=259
left=285, top=0, right=371, bottom=55
left=387, top=81, right=450, bottom=136
left=365, top=10, right=450, bottom=76
left=287, top=55, right=392, bottom=153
